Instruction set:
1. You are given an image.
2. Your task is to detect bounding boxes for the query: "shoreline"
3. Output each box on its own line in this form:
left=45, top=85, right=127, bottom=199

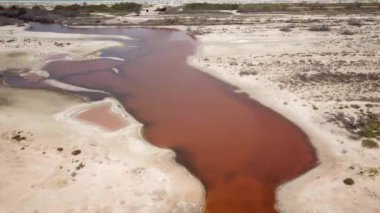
left=188, top=15, right=379, bottom=212
left=0, top=24, right=129, bottom=72
left=188, top=55, right=333, bottom=211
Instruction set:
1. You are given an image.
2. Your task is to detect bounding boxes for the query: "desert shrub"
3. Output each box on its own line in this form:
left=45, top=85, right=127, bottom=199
left=347, top=19, right=363, bottom=27
left=84, top=4, right=111, bottom=12
left=343, top=178, right=355, bottom=185
left=111, top=2, right=142, bottom=12
left=350, top=104, right=360, bottom=109
left=362, top=139, right=379, bottom=149
left=1, top=5, right=28, bottom=17
left=183, top=3, right=239, bottom=11
left=308, top=24, right=330, bottom=31
left=141, top=17, right=182, bottom=25
left=54, top=3, right=141, bottom=13
left=19, top=5, right=57, bottom=23
left=308, top=3, right=326, bottom=10
left=237, top=3, right=290, bottom=12
left=71, top=150, right=81, bottom=155
left=186, top=27, right=210, bottom=35
left=344, top=3, right=361, bottom=10
left=364, top=17, right=376, bottom=22
left=236, top=2, right=380, bottom=13
left=280, top=26, right=292, bottom=32
left=358, top=112, right=380, bottom=139
left=331, top=112, right=380, bottom=140
left=239, top=71, right=257, bottom=76
left=340, top=29, right=355, bottom=35
left=53, top=4, right=82, bottom=11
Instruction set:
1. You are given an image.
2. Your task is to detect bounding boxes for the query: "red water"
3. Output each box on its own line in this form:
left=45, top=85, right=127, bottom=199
left=76, top=103, right=128, bottom=131
left=7, top=24, right=317, bottom=212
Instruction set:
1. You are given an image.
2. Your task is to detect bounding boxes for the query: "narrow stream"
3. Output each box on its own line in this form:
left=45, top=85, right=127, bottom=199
left=5, top=23, right=317, bottom=212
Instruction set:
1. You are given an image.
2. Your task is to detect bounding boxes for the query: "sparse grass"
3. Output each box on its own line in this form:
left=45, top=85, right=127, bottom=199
left=183, top=3, right=239, bottom=11
left=162, top=17, right=181, bottom=25
left=54, top=2, right=142, bottom=13
left=362, top=139, right=379, bottom=149
left=186, top=27, right=210, bottom=35
left=239, top=71, right=257, bottom=76
left=111, top=2, right=142, bottom=13
left=296, top=72, right=379, bottom=84
left=237, top=2, right=380, bottom=13
left=53, top=4, right=82, bottom=11
left=82, top=4, right=111, bottom=12
left=237, top=3, right=290, bottom=13
left=308, top=24, right=330, bottom=31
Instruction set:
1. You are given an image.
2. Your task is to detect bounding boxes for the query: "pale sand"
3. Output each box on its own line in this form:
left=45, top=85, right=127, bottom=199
left=188, top=14, right=380, bottom=213
left=0, top=87, right=204, bottom=213
left=0, top=25, right=128, bottom=72
left=44, top=79, right=110, bottom=95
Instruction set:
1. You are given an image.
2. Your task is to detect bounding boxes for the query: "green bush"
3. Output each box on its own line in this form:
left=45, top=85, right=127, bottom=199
left=53, top=4, right=82, bottom=11
left=111, top=2, right=142, bottom=12
left=53, top=3, right=142, bottom=13
left=358, top=113, right=380, bottom=139
left=85, top=4, right=111, bottom=12
left=362, top=139, right=379, bottom=149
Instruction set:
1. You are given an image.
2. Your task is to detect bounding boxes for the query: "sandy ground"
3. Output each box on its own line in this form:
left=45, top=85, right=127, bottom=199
left=0, top=25, right=128, bottom=72
left=0, top=87, right=204, bottom=213
left=0, top=26, right=205, bottom=212
left=189, top=14, right=380, bottom=212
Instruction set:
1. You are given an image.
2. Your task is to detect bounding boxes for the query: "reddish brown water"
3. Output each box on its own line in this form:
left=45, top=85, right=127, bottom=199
left=76, top=103, right=128, bottom=131
left=6, top=24, right=317, bottom=212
